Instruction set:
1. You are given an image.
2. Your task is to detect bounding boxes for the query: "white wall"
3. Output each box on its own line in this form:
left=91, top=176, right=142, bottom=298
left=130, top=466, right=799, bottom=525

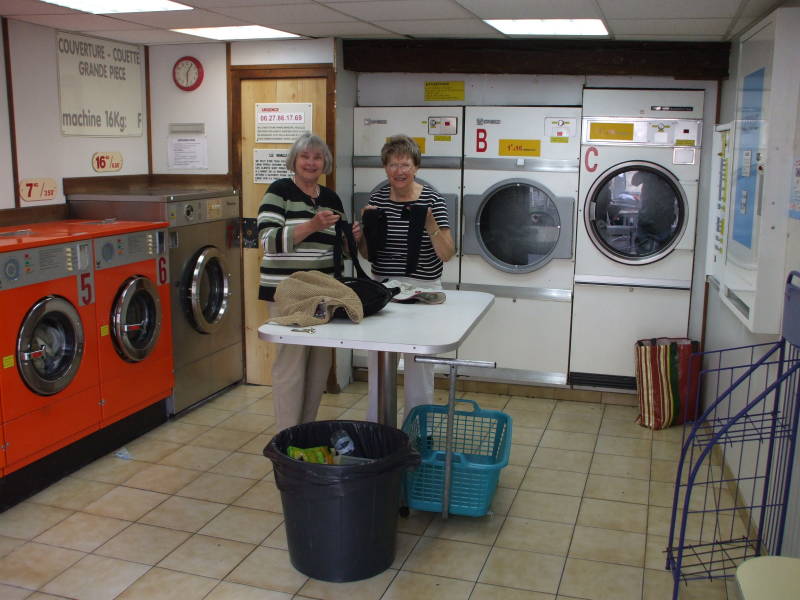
left=230, top=38, right=334, bottom=66
left=0, top=25, right=15, bottom=209
left=149, top=43, right=228, bottom=174
left=7, top=21, right=149, bottom=205
left=333, top=38, right=357, bottom=389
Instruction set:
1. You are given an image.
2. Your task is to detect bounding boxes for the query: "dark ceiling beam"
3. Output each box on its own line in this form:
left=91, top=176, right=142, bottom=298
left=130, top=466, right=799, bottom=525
left=343, top=39, right=730, bottom=80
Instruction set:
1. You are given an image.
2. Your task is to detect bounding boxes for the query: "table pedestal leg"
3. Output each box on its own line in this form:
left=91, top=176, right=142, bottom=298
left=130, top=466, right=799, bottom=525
left=376, top=350, right=398, bottom=427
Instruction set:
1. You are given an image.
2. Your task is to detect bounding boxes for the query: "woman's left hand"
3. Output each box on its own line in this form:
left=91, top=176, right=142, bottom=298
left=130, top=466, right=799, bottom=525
left=425, top=208, right=439, bottom=236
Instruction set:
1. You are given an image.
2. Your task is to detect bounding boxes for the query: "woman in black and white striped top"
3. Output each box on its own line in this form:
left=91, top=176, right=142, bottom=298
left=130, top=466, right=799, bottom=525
left=359, top=134, right=455, bottom=423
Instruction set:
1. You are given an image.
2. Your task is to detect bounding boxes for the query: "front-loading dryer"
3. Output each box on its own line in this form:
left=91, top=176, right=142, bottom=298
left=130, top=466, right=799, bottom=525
left=570, top=88, right=704, bottom=389
left=0, top=229, right=100, bottom=475
left=459, top=106, right=582, bottom=385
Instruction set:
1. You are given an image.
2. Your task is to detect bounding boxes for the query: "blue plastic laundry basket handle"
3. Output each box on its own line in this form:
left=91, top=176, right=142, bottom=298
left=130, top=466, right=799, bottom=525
left=454, top=399, right=480, bottom=412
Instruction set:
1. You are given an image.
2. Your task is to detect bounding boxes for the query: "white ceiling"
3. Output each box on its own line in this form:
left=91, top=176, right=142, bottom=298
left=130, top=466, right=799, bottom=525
left=0, top=0, right=792, bottom=45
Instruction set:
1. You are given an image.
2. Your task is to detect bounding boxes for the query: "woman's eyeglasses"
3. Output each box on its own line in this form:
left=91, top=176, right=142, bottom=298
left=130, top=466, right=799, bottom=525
left=386, top=162, right=414, bottom=173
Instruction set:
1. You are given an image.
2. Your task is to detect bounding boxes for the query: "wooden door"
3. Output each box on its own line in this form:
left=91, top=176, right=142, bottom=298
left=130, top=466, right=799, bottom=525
left=232, top=66, right=334, bottom=385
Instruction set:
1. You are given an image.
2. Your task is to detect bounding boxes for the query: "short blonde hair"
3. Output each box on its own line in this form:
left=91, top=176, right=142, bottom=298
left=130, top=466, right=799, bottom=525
left=380, top=135, right=421, bottom=167
left=286, top=132, right=333, bottom=174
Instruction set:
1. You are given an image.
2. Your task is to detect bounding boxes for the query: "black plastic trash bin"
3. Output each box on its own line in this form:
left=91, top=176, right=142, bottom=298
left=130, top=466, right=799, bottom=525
left=263, top=420, right=420, bottom=582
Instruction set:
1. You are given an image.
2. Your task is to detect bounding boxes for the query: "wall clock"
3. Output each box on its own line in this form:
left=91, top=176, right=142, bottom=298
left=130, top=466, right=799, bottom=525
left=172, top=56, right=204, bottom=91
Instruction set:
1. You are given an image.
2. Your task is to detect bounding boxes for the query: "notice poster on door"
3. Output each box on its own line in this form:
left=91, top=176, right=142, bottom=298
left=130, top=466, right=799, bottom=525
left=56, top=32, right=144, bottom=137
left=255, top=103, right=312, bottom=143
left=254, top=149, right=290, bottom=183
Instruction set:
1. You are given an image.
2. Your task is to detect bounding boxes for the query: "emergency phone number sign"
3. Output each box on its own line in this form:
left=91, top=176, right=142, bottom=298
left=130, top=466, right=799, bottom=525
left=255, top=103, right=312, bottom=143
left=56, top=32, right=144, bottom=137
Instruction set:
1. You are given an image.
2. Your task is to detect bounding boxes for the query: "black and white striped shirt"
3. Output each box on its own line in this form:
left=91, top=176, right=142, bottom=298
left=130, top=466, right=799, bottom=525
left=368, top=184, right=449, bottom=280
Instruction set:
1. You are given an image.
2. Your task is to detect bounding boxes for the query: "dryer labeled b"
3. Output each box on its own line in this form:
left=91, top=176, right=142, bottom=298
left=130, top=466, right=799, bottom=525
left=460, top=106, right=582, bottom=385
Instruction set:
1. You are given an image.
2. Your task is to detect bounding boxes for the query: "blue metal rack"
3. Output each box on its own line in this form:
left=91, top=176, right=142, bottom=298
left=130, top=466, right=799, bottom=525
left=666, top=272, right=800, bottom=600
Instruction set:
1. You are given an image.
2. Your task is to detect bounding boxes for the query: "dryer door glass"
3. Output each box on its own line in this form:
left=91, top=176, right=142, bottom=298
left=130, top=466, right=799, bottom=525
left=478, top=182, right=561, bottom=273
left=186, top=246, right=230, bottom=334
left=17, top=296, right=84, bottom=396
left=112, top=276, right=162, bottom=362
left=585, top=163, right=687, bottom=265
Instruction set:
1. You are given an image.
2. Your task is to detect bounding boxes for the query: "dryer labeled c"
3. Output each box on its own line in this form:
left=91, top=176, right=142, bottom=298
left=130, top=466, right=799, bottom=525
left=570, top=88, right=704, bottom=389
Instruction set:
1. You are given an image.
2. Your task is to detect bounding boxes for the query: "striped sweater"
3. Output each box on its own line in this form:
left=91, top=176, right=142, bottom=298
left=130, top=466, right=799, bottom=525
left=257, top=178, right=344, bottom=301
left=368, top=184, right=449, bottom=280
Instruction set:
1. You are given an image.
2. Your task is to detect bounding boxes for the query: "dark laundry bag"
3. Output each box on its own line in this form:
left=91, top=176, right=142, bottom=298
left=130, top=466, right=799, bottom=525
left=263, top=420, right=420, bottom=582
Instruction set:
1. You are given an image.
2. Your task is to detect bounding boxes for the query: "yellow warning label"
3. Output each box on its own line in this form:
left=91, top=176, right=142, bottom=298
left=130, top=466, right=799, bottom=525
left=675, top=139, right=696, bottom=146
left=550, top=137, right=569, bottom=144
left=424, top=81, right=465, bottom=102
left=433, top=135, right=452, bottom=142
left=100, top=324, right=109, bottom=337
left=589, top=122, right=635, bottom=141
left=498, top=139, right=541, bottom=157
left=2, top=355, right=14, bottom=369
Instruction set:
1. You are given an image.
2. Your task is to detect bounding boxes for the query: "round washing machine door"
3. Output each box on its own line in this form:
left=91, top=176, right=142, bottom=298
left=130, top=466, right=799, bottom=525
left=585, top=161, right=687, bottom=265
left=184, top=246, right=231, bottom=334
left=111, top=276, right=162, bottom=362
left=17, top=296, right=84, bottom=396
left=475, top=182, right=563, bottom=273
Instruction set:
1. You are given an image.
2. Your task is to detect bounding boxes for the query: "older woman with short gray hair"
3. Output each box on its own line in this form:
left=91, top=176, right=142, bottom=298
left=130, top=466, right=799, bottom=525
left=258, top=132, right=361, bottom=430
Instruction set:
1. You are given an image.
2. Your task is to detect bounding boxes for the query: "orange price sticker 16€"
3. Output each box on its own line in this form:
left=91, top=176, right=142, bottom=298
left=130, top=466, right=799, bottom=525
left=92, top=151, right=123, bottom=172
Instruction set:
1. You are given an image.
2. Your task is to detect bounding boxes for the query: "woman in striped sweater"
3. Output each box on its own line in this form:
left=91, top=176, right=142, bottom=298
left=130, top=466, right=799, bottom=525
left=360, top=134, right=455, bottom=423
left=258, top=132, right=361, bottom=430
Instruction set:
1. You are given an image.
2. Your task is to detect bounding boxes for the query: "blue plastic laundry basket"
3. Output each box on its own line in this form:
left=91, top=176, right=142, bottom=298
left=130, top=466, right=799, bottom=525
left=402, top=398, right=511, bottom=517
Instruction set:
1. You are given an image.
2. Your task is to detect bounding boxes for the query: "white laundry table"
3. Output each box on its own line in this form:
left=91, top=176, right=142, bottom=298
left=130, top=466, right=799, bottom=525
left=258, top=290, right=494, bottom=427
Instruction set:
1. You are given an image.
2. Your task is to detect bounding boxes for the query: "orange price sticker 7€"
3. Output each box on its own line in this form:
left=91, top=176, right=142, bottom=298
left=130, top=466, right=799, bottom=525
left=18, top=178, right=57, bottom=202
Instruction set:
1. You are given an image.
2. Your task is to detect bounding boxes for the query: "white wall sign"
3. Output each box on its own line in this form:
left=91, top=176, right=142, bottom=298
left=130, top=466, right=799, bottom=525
left=57, top=32, right=143, bottom=137
left=254, top=149, right=290, bottom=183
left=255, top=102, right=311, bottom=143
left=168, top=135, right=208, bottom=169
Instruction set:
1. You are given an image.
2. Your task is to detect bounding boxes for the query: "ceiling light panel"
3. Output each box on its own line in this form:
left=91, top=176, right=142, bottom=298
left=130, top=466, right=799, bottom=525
left=39, top=0, right=192, bottom=13
left=485, top=19, right=608, bottom=36
left=172, top=25, right=300, bottom=40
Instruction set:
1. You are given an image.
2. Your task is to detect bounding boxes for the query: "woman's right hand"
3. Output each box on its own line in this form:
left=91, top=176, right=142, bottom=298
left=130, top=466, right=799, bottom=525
left=309, top=209, right=340, bottom=232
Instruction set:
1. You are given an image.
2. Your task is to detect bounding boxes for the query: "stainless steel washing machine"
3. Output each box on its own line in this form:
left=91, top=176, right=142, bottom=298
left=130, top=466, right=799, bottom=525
left=67, top=189, right=243, bottom=414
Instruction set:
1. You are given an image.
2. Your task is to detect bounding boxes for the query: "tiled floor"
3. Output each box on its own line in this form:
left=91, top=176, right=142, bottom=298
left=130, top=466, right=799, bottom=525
left=0, top=383, right=741, bottom=600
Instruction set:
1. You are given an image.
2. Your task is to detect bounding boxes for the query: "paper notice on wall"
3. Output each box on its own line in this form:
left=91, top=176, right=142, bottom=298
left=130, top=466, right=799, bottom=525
left=254, top=149, right=290, bottom=183
left=167, top=135, right=208, bottom=169
left=255, top=103, right=312, bottom=143
left=791, top=158, right=800, bottom=220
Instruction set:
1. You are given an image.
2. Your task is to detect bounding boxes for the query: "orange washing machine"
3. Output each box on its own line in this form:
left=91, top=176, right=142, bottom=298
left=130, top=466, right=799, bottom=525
left=20, top=220, right=173, bottom=427
left=82, top=221, right=172, bottom=426
left=0, top=225, right=100, bottom=476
